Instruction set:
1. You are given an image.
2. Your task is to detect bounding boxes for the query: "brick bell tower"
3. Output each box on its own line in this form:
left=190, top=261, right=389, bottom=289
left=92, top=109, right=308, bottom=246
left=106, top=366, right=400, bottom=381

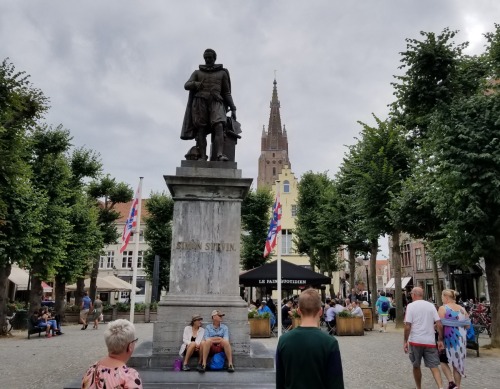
left=257, top=78, right=291, bottom=189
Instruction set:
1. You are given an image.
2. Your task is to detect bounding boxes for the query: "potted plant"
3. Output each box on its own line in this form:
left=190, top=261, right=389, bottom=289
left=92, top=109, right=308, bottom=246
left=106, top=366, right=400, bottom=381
left=291, top=309, right=301, bottom=328
left=248, top=310, right=271, bottom=338
left=336, top=310, right=364, bottom=336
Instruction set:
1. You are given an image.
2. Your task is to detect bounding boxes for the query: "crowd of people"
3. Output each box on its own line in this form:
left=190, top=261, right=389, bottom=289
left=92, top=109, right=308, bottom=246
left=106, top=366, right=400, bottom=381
left=76, top=286, right=471, bottom=389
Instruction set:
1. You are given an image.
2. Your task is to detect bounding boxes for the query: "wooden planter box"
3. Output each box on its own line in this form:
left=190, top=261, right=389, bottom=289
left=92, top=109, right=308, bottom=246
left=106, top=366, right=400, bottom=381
left=249, top=317, right=270, bottom=338
left=362, top=307, right=374, bottom=331
left=336, top=316, right=364, bottom=336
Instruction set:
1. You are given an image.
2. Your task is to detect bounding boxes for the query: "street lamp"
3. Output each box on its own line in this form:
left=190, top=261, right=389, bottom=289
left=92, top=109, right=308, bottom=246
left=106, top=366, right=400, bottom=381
left=364, top=259, right=371, bottom=305
left=356, top=255, right=371, bottom=305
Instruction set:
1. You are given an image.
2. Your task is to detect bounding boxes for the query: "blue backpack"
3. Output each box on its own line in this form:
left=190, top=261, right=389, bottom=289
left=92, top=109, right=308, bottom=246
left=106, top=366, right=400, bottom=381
left=381, top=300, right=390, bottom=313
left=209, top=352, right=226, bottom=370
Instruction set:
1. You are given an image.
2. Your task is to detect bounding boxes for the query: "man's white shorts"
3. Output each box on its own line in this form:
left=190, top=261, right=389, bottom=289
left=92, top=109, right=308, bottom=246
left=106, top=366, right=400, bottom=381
left=378, top=314, right=388, bottom=324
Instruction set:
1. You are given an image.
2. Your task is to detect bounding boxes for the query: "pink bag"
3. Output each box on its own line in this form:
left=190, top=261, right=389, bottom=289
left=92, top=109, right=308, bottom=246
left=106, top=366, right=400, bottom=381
left=174, top=359, right=182, bottom=371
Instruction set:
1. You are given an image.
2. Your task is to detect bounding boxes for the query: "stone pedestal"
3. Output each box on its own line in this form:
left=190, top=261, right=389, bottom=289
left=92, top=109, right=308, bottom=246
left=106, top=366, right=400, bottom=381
left=152, top=160, right=253, bottom=356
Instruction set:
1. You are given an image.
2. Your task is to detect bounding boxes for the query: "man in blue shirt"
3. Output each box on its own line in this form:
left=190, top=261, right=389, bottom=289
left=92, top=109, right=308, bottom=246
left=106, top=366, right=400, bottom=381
left=258, top=300, right=276, bottom=327
left=198, top=309, right=234, bottom=373
left=80, top=291, right=93, bottom=330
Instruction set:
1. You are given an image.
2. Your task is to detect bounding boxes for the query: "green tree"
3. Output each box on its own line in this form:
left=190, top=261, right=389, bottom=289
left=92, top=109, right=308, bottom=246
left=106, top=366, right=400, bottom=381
left=389, top=25, right=500, bottom=344
left=0, top=59, right=48, bottom=333
left=54, top=147, right=103, bottom=318
left=240, top=188, right=273, bottom=270
left=28, top=125, right=73, bottom=314
left=424, top=86, right=500, bottom=346
left=86, top=176, right=133, bottom=302
left=143, top=192, right=174, bottom=297
left=295, top=172, right=343, bottom=297
left=340, top=116, right=411, bottom=326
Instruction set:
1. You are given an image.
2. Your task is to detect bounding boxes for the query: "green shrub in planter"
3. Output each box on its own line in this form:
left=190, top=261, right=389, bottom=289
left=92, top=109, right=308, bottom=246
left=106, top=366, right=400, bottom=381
left=337, top=310, right=353, bottom=318
left=248, top=311, right=271, bottom=319
left=64, top=304, right=81, bottom=313
left=116, top=302, right=130, bottom=312
left=150, top=301, right=158, bottom=312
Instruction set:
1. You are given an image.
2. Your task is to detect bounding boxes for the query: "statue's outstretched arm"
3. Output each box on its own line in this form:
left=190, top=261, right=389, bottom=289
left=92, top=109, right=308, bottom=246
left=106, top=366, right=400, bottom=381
left=185, top=71, right=202, bottom=91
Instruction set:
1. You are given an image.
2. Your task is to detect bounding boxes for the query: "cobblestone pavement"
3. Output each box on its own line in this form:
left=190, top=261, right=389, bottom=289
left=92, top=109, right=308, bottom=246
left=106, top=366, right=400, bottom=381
left=1, top=322, right=499, bottom=389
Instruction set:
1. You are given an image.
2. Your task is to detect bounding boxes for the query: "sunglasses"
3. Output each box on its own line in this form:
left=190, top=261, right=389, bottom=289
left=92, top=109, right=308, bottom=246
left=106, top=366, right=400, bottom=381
left=128, top=337, right=139, bottom=346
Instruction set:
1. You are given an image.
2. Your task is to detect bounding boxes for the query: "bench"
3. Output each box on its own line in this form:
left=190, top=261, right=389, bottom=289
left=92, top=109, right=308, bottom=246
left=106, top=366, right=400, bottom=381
left=27, top=318, right=44, bottom=339
left=466, top=324, right=483, bottom=357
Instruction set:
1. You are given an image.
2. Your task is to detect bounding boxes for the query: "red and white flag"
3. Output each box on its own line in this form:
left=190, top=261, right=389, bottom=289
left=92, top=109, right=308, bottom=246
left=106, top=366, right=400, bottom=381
left=120, top=183, right=141, bottom=253
left=263, top=192, right=282, bottom=257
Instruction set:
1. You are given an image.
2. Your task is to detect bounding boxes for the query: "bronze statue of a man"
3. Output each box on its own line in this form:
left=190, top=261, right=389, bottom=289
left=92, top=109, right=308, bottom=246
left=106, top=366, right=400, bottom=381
left=181, top=49, right=237, bottom=161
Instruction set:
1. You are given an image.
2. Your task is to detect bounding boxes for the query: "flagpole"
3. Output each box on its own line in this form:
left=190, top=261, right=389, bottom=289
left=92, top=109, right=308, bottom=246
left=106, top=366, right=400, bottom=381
left=276, top=180, right=282, bottom=338
left=129, top=177, right=143, bottom=323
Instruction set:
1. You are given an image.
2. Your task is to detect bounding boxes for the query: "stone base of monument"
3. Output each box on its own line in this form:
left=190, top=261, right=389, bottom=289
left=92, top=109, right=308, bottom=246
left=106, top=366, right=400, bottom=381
left=128, top=338, right=274, bottom=369
left=152, top=298, right=250, bottom=355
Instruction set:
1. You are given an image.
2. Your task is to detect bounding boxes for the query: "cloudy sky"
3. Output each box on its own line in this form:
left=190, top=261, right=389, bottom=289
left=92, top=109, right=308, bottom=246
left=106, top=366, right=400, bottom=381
left=1, top=1, right=499, bottom=254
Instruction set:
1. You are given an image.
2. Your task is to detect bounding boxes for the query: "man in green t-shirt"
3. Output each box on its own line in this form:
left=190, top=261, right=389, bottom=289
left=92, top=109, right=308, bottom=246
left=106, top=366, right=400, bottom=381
left=276, top=288, right=344, bottom=389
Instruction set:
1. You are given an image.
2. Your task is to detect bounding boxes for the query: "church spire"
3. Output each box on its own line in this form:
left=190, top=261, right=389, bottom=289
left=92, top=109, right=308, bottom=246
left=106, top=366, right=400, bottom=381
left=258, top=78, right=291, bottom=189
left=267, top=78, right=283, bottom=149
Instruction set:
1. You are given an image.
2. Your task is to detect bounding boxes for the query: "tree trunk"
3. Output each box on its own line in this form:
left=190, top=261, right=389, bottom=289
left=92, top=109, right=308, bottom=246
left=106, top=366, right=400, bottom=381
left=370, top=238, right=378, bottom=319
left=328, top=270, right=335, bottom=299
left=75, top=277, right=85, bottom=307
left=54, top=274, right=66, bottom=322
left=348, top=245, right=356, bottom=293
left=29, top=275, right=43, bottom=315
left=89, top=257, right=99, bottom=301
left=484, top=253, right=500, bottom=348
left=0, top=263, right=12, bottom=336
left=432, top=257, right=442, bottom=306
left=391, top=231, right=404, bottom=328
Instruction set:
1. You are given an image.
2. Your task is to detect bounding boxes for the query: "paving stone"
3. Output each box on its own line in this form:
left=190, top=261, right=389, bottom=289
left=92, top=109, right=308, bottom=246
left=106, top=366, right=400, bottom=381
left=1, top=322, right=498, bottom=388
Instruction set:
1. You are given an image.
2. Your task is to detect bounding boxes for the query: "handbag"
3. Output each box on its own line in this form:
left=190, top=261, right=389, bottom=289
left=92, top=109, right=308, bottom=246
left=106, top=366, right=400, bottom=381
left=99, top=313, right=104, bottom=322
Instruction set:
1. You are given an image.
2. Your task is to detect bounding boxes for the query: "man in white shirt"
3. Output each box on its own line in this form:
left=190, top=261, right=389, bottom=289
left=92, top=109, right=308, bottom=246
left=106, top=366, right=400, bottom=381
left=404, top=287, right=444, bottom=389
left=350, top=301, right=364, bottom=319
left=333, top=300, right=345, bottom=315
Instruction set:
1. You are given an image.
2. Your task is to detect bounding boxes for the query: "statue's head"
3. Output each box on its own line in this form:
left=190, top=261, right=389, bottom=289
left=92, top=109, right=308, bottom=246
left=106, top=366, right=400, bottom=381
left=203, top=48, right=217, bottom=64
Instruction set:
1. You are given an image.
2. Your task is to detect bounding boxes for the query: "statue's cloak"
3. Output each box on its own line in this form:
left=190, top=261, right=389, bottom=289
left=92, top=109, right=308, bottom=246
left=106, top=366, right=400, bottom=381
left=180, top=65, right=232, bottom=141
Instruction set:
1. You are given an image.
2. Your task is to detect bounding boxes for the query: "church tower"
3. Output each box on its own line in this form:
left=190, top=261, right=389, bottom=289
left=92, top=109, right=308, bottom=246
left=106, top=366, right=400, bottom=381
left=257, top=79, right=291, bottom=189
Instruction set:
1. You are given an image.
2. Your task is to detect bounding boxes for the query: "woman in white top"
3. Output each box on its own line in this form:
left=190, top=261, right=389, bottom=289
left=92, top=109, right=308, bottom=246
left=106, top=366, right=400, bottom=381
left=179, top=314, right=205, bottom=371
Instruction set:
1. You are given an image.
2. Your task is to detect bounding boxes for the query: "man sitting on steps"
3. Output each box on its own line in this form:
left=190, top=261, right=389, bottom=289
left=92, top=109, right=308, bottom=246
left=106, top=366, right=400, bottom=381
left=197, top=309, right=235, bottom=373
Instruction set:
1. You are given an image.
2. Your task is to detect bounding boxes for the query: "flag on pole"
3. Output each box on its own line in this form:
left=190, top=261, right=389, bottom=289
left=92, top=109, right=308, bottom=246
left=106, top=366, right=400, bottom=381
left=120, top=184, right=140, bottom=253
left=264, top=192, right=282, bottom=257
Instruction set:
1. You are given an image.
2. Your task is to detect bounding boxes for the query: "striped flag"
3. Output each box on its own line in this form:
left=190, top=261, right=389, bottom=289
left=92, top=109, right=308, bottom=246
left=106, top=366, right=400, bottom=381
left=263, top=192, right=282, bottom=257
left=119, top=184, right=141, bottom=253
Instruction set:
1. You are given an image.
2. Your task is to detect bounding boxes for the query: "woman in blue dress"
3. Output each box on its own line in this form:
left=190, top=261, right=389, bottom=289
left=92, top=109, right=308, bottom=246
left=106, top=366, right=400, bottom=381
left=438, top=289, right=470, bottom=389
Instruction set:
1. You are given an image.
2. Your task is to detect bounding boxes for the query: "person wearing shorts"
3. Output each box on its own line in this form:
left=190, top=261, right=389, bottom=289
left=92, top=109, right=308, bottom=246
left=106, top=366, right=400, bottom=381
left=80, top=291, right=93, bottom=330
left=375, top=291, right=390, bottom=332
left=404, top=287, right=444, bottom=389
left=197, top=310, right=234, bottom=373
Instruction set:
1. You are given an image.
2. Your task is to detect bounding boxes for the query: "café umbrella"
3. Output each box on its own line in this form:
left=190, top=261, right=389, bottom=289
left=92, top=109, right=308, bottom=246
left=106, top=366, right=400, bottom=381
left=239, top=260, right=331, bottom=288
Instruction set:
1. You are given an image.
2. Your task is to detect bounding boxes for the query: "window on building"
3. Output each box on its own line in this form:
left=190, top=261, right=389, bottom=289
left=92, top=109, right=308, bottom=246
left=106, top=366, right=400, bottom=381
left=99, top=251, right=115, bottom=269
left=281, top=229, right=293, bottom=255
left=273, top=167, right=276, bottom=176
left=283, top=180, right=290, bottom=193
left=291, top=204, right=297, bottom=217
left=416, top=248, right=423, bottom=271
left=137, top=251, right=144, bottom=268
left=136, top=277, right=145, bottom=295
left=122, top=251, right=133, bottom=268
left=425, top=250, right=432, bottom=270
left=121, top=251, right=143, bottom=269
left=401, top=241, right=411, bottom=267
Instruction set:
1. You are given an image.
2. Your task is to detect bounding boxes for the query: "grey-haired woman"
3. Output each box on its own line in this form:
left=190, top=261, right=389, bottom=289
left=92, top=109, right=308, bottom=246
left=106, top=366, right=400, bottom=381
left=81, top=319, right=143, bottom=388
